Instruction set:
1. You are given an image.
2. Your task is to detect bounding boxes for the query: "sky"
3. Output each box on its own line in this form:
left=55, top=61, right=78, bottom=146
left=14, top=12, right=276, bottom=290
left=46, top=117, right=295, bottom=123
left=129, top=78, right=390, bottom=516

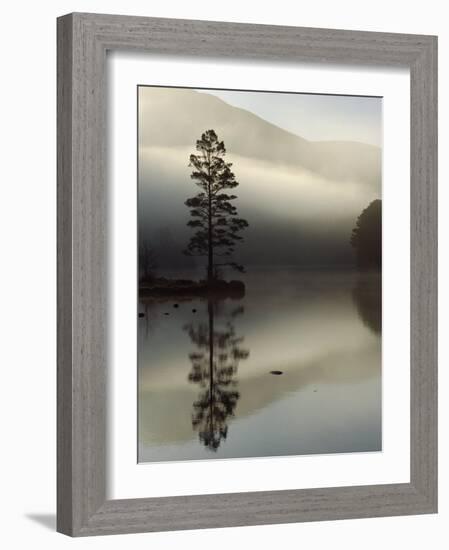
left=197, top=88, right=382, bottom=146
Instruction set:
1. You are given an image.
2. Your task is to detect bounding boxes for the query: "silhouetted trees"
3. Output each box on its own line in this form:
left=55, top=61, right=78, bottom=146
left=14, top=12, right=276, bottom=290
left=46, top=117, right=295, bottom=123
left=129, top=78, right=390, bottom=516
left=185, top=301, right=249, bottom=451
left=139, top=241, right=157, bottom=282
left=350, top=199, right=382, bottom=268
left=184, top=130, right=249, bottom=283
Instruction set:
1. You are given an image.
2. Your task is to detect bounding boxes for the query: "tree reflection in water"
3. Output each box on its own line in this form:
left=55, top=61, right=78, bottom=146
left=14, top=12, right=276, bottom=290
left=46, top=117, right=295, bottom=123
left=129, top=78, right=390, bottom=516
left=352, top=272, right=381, bottom=335
left=184, top=300, right=249, bottom=451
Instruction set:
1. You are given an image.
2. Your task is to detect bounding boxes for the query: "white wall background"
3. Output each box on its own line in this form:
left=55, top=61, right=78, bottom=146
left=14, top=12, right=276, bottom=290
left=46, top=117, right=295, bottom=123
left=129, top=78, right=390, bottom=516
left=0, top=1, right=445, bottom=548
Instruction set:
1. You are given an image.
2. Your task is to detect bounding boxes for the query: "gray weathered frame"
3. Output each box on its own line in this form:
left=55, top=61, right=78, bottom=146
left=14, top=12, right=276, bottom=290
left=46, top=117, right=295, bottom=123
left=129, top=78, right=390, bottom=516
left=57, top=12, right=438, bottom=537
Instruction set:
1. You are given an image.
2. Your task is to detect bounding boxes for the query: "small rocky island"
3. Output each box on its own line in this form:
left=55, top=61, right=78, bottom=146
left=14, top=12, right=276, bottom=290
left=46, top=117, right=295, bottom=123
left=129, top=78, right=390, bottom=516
left=139, top=277, right=245, bottom=300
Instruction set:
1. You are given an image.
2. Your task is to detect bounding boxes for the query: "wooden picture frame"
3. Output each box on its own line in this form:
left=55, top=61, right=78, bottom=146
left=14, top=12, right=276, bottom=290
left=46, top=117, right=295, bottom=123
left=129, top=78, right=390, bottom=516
left=57, top=12, right=437, bottom=536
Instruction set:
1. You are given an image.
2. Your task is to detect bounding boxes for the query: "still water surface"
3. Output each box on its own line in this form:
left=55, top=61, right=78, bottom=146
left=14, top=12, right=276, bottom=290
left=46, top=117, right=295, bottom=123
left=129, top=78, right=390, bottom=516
left=138, top=269, right=381, bottom=462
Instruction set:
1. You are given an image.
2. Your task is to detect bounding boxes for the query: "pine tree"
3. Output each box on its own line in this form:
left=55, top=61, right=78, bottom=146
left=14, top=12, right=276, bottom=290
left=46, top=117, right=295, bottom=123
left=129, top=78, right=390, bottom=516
left=184, top=130, right=248, bottom=283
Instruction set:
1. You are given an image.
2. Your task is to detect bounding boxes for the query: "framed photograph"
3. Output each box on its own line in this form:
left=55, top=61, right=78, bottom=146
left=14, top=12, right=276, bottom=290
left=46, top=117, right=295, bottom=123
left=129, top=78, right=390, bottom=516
left=57, top=13, right=437, bottom=536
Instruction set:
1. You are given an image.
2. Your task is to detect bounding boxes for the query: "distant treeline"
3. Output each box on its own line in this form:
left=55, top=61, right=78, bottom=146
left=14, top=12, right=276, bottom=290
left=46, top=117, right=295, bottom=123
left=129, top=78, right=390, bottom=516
left=350, top=199, right=382, bottom=269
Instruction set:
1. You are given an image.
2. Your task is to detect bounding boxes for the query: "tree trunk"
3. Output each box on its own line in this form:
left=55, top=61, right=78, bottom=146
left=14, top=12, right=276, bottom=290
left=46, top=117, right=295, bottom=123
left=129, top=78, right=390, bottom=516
left=207, top=153, right=213, bottom=284
left=207, top=213, right=213, bottom=283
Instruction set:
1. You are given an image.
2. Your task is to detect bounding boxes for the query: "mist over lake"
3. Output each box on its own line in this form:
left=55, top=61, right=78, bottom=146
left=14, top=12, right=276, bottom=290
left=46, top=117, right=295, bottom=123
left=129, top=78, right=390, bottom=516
left=139, top=269, right=381, bottom=461
left=138, top=87, right=381, bottom=269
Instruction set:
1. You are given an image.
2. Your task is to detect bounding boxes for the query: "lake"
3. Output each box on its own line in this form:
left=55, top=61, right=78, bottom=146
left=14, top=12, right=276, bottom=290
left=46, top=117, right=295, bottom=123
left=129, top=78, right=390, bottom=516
left=138, top=268, right=381, bottom=462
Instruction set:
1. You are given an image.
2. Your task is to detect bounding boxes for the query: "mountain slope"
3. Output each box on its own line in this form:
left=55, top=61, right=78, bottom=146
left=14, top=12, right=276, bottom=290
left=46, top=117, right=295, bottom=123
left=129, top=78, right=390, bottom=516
left=139, top=87, right=381, bottom=189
